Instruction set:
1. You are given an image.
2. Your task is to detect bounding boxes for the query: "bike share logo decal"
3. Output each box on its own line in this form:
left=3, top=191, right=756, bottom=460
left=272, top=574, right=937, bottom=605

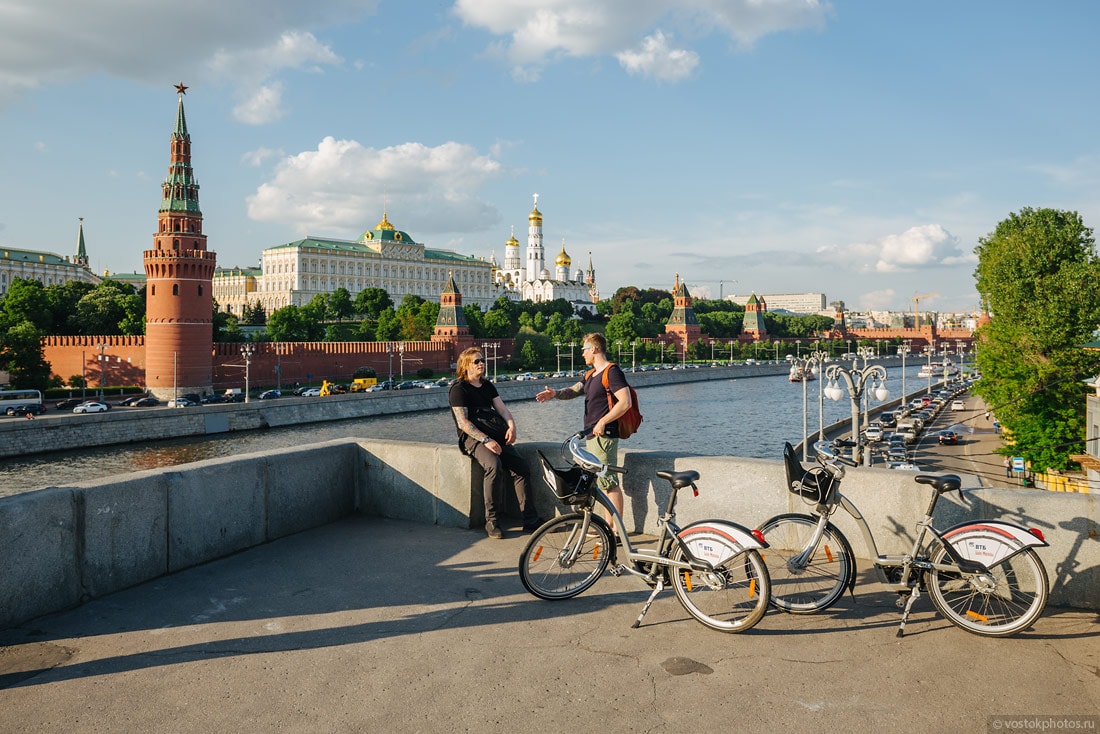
left=964, top=539, right=995, bottom=559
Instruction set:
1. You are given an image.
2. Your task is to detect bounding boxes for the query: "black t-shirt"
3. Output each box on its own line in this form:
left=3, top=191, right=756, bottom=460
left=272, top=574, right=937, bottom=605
left=448, top=379, right=499, bottom=440
left=583, top=363, right=629, bottom=438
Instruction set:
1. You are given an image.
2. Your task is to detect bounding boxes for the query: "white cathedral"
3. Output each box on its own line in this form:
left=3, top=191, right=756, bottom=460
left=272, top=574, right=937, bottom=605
left=492, top=195, right=598, bottom=305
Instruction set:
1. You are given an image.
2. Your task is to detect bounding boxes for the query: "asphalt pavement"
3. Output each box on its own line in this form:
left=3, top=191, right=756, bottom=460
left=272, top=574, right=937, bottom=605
left=1, top=514, right=1097, bottom=733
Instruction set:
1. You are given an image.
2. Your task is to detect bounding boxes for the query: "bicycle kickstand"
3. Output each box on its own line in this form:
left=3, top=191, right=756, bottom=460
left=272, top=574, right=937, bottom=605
left=632, top=578, right=665, bottom=629
left=896, top=586, right=922, bottom=638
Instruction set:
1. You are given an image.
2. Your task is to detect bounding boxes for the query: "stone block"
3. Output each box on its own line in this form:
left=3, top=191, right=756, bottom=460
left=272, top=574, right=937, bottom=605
left=266, top=441, right=357, bottom=539
left=79, top=473, right=169, bottom=598
left=0, top=488, right=79, bottom=628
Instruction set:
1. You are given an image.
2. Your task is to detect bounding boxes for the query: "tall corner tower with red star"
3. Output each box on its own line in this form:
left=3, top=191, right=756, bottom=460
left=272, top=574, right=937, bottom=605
left=144, top=84, right=217, bottom=398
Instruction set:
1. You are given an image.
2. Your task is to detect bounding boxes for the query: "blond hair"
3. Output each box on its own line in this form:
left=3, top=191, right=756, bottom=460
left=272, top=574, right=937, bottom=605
left=455, top=347, right=484, bottom=382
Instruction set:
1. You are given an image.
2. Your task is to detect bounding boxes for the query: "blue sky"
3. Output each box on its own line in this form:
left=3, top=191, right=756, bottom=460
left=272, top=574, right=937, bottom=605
left=1, top=0, right=1098, bottom=314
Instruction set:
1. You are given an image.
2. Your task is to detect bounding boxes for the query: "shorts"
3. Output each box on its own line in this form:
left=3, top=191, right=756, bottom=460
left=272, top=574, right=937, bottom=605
left=586, top=435, right=620, bottom=491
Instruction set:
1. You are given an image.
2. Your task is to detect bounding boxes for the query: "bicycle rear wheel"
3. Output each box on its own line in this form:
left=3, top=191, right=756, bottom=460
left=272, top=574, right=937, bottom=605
left=927, top=545, right=1048, bottom=637
left=669, top=531, right=770, bottom=633
left=518, top=513, right=612, bottom=600
left=758, top=514, right=853, bottom=614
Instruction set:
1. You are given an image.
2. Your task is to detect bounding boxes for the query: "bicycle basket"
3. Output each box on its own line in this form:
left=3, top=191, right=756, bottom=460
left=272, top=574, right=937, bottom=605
left=537, top=450, right=596, bottom=504
left=783, top=442, right=836, bottom=503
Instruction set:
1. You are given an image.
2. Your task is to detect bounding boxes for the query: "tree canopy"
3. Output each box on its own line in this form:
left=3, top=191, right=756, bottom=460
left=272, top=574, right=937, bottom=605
left=973, top=207, right=1100, bottom=471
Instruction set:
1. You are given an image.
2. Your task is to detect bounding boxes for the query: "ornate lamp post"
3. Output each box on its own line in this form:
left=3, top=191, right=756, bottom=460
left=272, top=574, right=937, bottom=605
left=898, top=343, right=910, bottom=405
left=481, top=342, right=500, bottom=381
left=824, top=360, right=890, bottom=465
left=793, top=348, right=829, bottom=461
left=240, top=344, right=255, bottom=403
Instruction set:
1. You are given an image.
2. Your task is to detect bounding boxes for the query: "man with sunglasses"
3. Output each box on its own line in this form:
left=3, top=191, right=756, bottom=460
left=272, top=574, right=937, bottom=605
left=535, top=333, right=632, bottom=543
left=450, top=347, right=541, bottom=539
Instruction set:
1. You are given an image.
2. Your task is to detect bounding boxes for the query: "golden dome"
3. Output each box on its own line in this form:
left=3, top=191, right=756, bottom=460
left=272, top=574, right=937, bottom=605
left=506, top=234, right=520, bottom=247
left=374, top=209, right=395, bottom=231
left=555, top=242, right=571, bottom=267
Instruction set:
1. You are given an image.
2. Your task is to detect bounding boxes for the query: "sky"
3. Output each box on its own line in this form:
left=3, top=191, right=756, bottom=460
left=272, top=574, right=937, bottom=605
left=1, top=0, right=1098, bottom=315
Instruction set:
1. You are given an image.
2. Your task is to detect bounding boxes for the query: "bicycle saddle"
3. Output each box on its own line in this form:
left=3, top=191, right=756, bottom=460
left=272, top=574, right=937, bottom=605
left=656, top=470, right=699, bottom=488
left=914, top=474, right=962, bottom=493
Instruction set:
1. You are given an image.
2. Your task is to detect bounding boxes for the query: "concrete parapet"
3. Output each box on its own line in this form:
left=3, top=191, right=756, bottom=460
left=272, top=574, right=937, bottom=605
left=2, top=435, right=1097, bottom=630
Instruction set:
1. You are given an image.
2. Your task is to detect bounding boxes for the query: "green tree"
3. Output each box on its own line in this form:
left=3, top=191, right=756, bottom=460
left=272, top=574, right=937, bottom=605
left=973, top=207, right=1100, bottom=471
left=266, top=305, right=312, bottom=341
left=375, top=307, right=401, bottom=341
left=463, top=304, right=485, bottom=338
left=1, top=320, right=51, bottom=388
left=327, top=287, right=354, bottom=320
left=241, top=301, right=267, bottom=326
left=73, top=280, right=144, bottom=336
left=1, top=278, right=52, bottom=331
left=354, top=287, right=393, bottom=320
left=605, top=311, right=640, bottom=345
left=47, top=280, right=97, bottom=334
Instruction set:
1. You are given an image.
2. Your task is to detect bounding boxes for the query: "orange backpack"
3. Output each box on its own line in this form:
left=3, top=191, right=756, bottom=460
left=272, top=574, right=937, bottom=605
left=587, top=363, right=643, bottom=439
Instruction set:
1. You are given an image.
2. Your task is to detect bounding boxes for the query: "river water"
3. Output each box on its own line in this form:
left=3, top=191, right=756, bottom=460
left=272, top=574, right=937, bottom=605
left=0, top=363, right=942, bottom=497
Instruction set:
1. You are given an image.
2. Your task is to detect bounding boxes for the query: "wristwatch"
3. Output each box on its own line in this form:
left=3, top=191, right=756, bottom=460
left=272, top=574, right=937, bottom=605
left=481, top=436, right=491, bottom=444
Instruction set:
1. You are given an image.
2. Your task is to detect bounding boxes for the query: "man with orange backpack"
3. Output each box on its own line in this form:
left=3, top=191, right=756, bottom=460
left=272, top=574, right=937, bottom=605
left=536, top=333, right=637, bottom=543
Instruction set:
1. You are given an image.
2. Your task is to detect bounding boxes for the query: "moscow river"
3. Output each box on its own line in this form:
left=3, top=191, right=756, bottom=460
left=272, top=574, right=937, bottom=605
left=0, top=362, right=946, bottom=497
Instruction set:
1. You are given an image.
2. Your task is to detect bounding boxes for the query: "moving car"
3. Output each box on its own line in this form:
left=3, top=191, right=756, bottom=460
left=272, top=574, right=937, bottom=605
left=55, top=398, right=83, bottom=410
left=938, top=430, right=959, bottom=445
left=166, top=398, right=197, bottom=408
left=863, top=425, right=883, bottom=442
left=73, top=401, right=110, bottom=413
left=258, top=389, right=281, bottom=400
left=6, top=403, right=46, bottom=416
left=951, top=400, right=965, bottom=411
left=300, top=387, right=322, bottom=397
left=133, top=397, right=159, bottom=407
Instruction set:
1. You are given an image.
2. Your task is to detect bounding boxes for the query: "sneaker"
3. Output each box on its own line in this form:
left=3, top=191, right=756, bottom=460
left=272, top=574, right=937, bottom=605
left=522, top=517, right=545, bottom=532
left=486, top=522, right=505, bottom=540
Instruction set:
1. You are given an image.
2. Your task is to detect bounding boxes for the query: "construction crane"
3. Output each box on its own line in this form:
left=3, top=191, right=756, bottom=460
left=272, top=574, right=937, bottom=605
left=911, top=292, right=939, bottom=327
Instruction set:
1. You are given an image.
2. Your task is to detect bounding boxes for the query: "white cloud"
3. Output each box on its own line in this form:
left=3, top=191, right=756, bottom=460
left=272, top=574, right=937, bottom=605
left=242, top=147, right=284, bottom=167
left=452, top=0, right=830, bottom=81
left=617, top=32, right=699, bottom=81
left=859, top=289, right=896, bottom=311
left=0, top=1, right=373, bottom=110
left=233, top=83, right=286, bottom=125
left=246, top=137, right=505, bottom=238
left=817, top=224, right=975, bottom=273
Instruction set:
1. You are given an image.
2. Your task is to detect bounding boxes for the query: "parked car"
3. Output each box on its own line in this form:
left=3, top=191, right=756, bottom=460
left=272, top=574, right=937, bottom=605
left=300, top=387, right=322, bottom=397
left=133, top=397, right=159, bottom=407
left=55, top=398, right=83, bottom=410
left=258, top=389, right=282, bottom=400
left=6, top=403, right=46, bottom=416
left=200, top=394, right=228, bottom=404
left=119, top=395, right=149, bottom=406
left=166, top=398, right=196, bottom=408
left=938, top=430, right=959, bottom=445
left=73, top=401, right=110, bottom=413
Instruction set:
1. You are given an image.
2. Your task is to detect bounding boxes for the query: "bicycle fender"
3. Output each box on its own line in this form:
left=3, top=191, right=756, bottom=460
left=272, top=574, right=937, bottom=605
left=942, top=520, right=1048, bottom=566
left=679, top=519, right=767, bottom=566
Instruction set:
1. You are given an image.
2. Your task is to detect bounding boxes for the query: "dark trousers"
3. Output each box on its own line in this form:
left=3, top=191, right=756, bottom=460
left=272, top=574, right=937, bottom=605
left=464, top=437, right=537, bottom=526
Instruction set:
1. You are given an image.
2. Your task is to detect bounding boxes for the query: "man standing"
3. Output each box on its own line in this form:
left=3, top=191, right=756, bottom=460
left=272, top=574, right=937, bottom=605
left=535, top=333, right=632, bottom=542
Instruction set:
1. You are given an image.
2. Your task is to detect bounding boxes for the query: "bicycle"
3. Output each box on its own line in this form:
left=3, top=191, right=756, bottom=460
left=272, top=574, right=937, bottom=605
left=757, top=440, right=1049, bottom=637
left=518, top=433, right=771, bottom=633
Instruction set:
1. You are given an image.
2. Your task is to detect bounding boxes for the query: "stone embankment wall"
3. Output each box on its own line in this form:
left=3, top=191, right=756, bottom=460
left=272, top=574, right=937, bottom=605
left=1, top=435, right=1096, bottom=629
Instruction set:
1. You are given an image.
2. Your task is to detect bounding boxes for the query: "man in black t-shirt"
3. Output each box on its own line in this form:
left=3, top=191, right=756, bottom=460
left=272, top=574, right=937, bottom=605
left=450, top=347, right=540, bottom=539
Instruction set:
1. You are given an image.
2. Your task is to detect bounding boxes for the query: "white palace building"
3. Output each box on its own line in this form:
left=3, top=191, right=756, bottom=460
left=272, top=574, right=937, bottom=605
left=214, top=196, right=598, bottom=317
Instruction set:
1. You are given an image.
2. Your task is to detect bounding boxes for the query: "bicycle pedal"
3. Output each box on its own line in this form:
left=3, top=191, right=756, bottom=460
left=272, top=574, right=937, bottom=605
left=609, top=564, right=627, bottom=577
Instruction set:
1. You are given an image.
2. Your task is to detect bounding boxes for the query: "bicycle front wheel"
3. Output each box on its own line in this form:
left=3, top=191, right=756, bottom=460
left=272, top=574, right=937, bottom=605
left=518, top=513, right=612, bottom=600
left=758, top=514, right=854, bottom=614
left=927, top=545, right=1048, bottom=637
left=669, top=531, right=770, bottom=633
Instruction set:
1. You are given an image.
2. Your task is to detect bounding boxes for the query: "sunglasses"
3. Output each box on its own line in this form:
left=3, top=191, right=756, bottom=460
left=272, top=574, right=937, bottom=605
left=472, top=358, right=485, bottom=364
left=582, top=345, right=595, bottom=352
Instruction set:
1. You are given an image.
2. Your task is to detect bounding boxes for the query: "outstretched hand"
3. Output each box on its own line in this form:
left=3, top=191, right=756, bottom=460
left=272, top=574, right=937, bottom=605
left=535, top=386, right=555, bottom=403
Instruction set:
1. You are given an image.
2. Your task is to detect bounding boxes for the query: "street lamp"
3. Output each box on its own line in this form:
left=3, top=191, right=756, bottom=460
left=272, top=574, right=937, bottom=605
left=824, top=360, right=890, bottom=465
left=481, top=342, right=500, bottom=381
left=795, top=339, right=801, bottom=358
left=96, top=343, right=107, bottom=399
left=898, top=343, right=910, bottom=405
left=793, top=349, right=829, bottom=461
left=240, top=344, right=255, bottom=403
left=630, top=340, right=638, bottom=371
left=924, top=344, right=934, bottom=395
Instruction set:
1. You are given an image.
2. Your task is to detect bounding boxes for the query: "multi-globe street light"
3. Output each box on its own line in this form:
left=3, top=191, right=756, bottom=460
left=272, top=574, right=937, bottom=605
left=824, top=360, right=890, bottom=465
left=240, top=344, right=255, bottom=403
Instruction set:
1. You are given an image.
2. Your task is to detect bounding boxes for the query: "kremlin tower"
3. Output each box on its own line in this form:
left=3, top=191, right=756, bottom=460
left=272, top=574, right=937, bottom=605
left=143, top=84, right=217, bottom=398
